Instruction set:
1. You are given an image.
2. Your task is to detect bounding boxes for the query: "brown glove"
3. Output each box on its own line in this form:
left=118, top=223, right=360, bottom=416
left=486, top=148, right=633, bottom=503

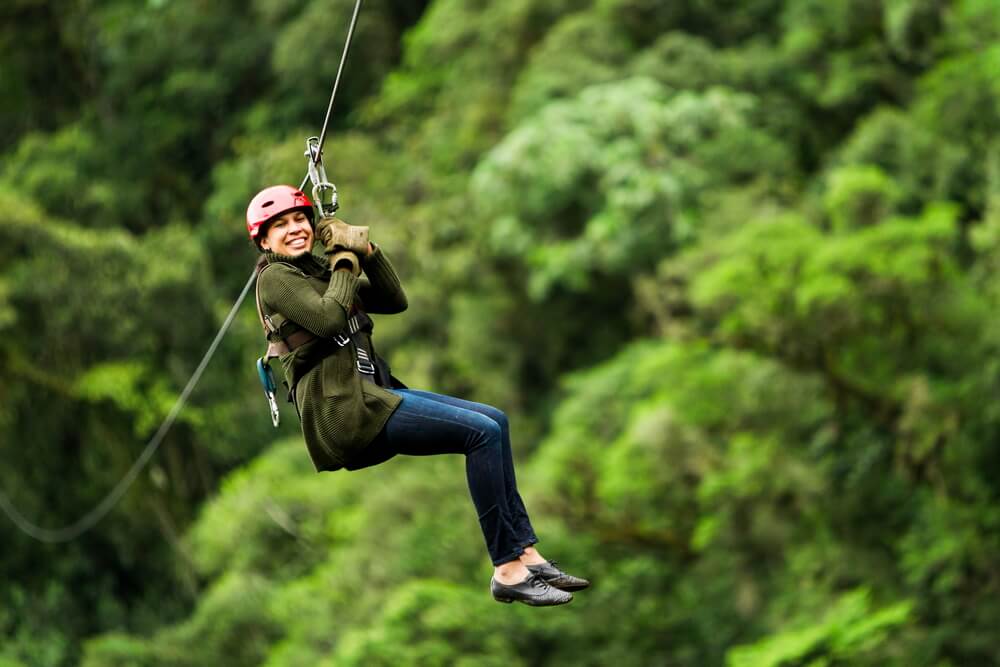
left=329, top=249, right=362, bottom=276
left=315, top=216, right=369, bottom=255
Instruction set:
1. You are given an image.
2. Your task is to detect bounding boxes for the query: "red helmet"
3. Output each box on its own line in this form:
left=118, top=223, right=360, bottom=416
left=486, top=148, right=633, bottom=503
left=246, top=185, right=314, bottom=241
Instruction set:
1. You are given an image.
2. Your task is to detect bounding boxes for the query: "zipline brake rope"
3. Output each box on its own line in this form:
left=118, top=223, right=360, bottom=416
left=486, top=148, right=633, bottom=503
left=0, top=270, right=258, bottom=543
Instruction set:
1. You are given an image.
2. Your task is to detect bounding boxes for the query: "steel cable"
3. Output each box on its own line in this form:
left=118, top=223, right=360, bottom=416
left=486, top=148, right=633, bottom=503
left=301, top=0, right=364, bottom=191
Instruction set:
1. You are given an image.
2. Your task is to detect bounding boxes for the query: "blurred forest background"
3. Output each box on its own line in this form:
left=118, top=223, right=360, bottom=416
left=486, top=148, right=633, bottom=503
left=3, top=0, right=1000, bottom=665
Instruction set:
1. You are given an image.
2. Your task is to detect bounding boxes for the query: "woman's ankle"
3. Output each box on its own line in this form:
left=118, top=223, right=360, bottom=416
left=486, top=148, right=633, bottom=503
left=518, top=546, right=547, bottom=566
left=494, top=560, right=530, bottom=585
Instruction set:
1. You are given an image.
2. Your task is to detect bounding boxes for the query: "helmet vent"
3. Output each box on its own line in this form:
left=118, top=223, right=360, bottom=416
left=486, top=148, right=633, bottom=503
left=261, top=200, right=274, bottom=208
left=293, top=191, right=304, bottom=196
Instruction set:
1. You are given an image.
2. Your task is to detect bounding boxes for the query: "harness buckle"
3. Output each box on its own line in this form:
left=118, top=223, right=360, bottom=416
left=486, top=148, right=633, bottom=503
left=333, top=333, right=351, bottom=347
left=356, top=347, right=376, bottom=374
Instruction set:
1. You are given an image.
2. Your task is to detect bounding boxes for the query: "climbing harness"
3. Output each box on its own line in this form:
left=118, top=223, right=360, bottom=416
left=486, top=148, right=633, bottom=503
left=1, top=0, right=367, bottom=542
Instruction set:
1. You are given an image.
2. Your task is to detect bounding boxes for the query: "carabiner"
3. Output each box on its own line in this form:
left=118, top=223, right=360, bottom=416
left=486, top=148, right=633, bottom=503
left=256, top=357, right=281, bottom=428
left=305, top=136, right=339, bottom=217
left=312, top=182, right=339, bottom=218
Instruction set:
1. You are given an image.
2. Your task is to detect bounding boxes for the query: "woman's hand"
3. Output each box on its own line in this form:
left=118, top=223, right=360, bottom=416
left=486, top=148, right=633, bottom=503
left=330, top=250, right=362, bottom=276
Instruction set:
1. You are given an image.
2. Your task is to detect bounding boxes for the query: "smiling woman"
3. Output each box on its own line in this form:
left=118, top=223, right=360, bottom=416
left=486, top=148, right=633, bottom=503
left=245, top=184, right=589, bottom=606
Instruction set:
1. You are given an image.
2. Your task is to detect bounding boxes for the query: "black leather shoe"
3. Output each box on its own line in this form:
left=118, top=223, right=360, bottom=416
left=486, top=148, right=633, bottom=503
left=491, top=574, right=573, bottom=606
left=526, top=560, right=590, bottom=591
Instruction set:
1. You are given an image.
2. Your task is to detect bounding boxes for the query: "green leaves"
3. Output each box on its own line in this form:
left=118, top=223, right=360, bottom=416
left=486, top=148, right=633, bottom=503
left=727, top=589, right=913, bottom=667
left=685, top=202, right=964, bottom=389
left=7, top=0, right=1000, bottom=665
left=475, top=77, right=788, bottom=298
left=823, top=165, right=903, bottom=232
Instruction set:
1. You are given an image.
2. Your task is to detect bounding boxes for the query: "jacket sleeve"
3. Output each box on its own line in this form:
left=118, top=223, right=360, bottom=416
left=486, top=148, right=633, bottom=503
left=258, top=263, right=360, bottom=338
left=358, top=244, right=408, bottom=314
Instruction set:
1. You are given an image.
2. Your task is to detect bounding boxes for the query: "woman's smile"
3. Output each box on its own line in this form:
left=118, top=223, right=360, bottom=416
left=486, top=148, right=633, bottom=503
left=261, top=209, right=314, bottom=255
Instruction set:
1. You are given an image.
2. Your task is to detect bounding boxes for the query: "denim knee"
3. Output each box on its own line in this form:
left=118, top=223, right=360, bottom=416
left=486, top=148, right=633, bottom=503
left=476, top=406, right=509, bottom=439
left=470, top=416, right=503, bottom=452
left=489, top=408, right=509, bottom=435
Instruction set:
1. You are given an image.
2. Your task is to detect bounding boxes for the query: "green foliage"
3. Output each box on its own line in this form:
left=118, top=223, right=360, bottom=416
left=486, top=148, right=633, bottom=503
left=727, top=589, right=913, bottom=667
left=6, top=1, right=1000, bottom=665
left=475, top=77, right=789, bottom=298
left=823, top=165, right=902, bottom=231
left=329, top=581, right=526, bottom=667
left=81, top=573, right=282, bottom=667
left=687, top=203, right=966, bottom=383
left=507, top=9, right=633, bottom=123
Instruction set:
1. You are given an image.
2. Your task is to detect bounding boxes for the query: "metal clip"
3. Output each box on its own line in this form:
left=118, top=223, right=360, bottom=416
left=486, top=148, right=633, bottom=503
left=256, top=358, right=281, bottom=428
left=304, top=136, right=339, bottom=217
left=333, top=333, right=351, bottom=347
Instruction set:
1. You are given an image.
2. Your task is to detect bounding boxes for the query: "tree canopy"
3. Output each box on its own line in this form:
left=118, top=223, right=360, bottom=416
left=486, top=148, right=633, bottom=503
left=3, top=1, right=1000, bottom=665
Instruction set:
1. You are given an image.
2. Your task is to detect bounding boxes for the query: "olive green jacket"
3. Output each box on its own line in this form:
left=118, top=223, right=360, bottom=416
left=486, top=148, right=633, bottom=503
left=257, top=245, right=407, bottom=471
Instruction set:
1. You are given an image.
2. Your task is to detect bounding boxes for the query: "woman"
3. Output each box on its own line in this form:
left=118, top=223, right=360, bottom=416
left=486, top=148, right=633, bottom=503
left=247, top=185, right=589, bottom=606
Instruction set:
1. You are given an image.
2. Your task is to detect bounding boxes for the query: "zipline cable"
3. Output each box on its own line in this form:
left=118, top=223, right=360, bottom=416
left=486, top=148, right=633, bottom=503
left=316, top=0, right=364, bottom=162
left=0, top=270, right=258, bottom=543
left=300, top=0, right=364, bottom=191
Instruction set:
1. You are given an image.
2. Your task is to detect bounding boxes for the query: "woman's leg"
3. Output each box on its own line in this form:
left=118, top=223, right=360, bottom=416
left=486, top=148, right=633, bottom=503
left=394, top=389, right=539, bottom=552
left=367, top=389, right=585, bottom=604
left=374, top=389, right=527, bottom=568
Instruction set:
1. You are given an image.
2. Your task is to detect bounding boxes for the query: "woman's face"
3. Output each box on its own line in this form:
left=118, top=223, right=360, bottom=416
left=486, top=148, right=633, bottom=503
left=260, top=209, right=313, bottom=255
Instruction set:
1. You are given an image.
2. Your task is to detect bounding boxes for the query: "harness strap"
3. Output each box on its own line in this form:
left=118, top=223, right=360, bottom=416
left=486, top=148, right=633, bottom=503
left=255, top=265, right=284, bottom=359
left=329, top=312, right=376, bottom=383
left=263, top=313, right=374, bottom=359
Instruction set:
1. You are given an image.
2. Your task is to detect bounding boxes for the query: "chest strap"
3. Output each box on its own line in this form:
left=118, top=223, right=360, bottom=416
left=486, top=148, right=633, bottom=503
left=261, top=312, right=373, bottom=361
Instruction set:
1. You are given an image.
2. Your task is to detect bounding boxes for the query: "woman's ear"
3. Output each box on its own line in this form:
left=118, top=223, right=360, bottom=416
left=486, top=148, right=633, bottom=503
left=260, top=237, right=270, bottom=251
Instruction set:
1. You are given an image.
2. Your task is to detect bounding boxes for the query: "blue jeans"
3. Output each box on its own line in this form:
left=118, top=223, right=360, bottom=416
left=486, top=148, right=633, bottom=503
left=350, top=389, right=539, bottom=565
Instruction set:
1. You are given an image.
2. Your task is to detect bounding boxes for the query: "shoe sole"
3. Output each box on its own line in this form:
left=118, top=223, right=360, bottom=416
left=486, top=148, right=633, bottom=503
left=552, top=582, right=590, bottom=592
left=493, top=594, right=573, bottom=606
